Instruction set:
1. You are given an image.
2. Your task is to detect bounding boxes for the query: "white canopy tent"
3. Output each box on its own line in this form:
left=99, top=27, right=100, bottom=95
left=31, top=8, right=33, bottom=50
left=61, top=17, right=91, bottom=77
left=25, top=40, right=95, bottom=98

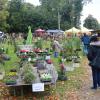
left=64, top=27, right=80, bottom=34
left=80, top=27, right=93, bottom=34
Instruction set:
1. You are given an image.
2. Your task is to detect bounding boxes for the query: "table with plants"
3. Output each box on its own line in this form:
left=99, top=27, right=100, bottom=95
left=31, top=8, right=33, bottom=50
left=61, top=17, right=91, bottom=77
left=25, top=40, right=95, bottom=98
left=2, top=46, right=58, bottom=96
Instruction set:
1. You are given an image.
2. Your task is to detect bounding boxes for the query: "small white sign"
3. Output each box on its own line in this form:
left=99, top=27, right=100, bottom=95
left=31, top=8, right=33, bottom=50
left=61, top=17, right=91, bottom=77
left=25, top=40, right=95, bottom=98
left=32, top=83, right=44, bottom=92
left=28, top=57, right=31, bottom=61
left=45, top=55, right=50, bottom=60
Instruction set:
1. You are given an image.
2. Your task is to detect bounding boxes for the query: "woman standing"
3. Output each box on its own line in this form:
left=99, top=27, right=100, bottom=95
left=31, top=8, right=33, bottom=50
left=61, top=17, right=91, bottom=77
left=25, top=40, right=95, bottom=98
left=87, top=35, right=100, bottom=89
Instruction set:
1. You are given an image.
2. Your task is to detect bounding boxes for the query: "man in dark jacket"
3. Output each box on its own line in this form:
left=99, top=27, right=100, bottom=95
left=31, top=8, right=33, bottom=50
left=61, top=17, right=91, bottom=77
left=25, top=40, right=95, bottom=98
left=87, top=35, right=100, bottom=89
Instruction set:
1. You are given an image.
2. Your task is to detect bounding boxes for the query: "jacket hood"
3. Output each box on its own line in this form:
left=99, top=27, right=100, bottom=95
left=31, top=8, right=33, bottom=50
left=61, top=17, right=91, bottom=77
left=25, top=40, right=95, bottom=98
left=90, top=41, right=100, bottom=46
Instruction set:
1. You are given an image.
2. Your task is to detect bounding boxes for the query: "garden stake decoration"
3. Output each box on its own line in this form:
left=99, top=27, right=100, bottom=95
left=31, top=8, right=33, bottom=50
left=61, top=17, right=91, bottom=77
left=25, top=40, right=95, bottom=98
left=26, top=26, right=33, bottom=45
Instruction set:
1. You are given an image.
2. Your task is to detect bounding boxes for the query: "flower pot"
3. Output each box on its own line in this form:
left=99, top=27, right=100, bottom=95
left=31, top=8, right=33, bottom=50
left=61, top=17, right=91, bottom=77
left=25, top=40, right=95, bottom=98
left=10, top=69, right=17, bottom=72
left=5, top=80, right=16, bottom=85
left=58, top=75, right=67, bottom=81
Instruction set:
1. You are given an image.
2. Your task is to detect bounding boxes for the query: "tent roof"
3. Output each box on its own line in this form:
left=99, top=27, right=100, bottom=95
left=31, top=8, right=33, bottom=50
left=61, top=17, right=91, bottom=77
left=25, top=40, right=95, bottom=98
left=47, top=29, right=64, bottom=34
left=65, top=27, right=80, bottom=34
left=91, top=30, right=100, bottom=33
left=35, top=29, right=45, bottom=32
left=80, top=27, right=93, bottom=33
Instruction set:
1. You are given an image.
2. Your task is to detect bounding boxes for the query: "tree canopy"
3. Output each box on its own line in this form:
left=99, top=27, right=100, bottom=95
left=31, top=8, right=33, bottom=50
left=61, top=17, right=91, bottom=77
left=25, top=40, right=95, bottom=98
left=84, top=15, right=99, bottom=30
left=0, top=0, right=94, bottom=33
left=0, top=0, right=9, bottom=32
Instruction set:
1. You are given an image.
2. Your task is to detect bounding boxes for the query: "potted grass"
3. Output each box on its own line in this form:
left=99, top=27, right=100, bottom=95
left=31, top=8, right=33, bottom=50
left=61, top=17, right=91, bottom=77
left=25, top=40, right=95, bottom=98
left=23, top=71, right=35, bottom=84
left=63, top=38, right=73, bottom=62
left=21, top=62, right=35, bottom=84
left=23, top=66, right=35, bottom=84
left=58, top=58, right=67, bottom=81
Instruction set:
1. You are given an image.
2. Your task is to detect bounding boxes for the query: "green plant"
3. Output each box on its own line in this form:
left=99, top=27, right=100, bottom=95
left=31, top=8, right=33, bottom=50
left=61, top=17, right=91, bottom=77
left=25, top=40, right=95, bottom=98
left=58, top=71, right=67, bottom=81
left=63, top=39, right=73, bottom=60
left=6, top=72, right=17, bottom=76
left=23, top=71, right=35, bottom=84
left=21, top=62, right=33, bottom=74
left=40, top=73, right=52, bottom=82
left=4, top=79, right=17, bottom=85
left=5, top=79, right=16, bottom=83
left=21, top=62, right=35, bottom=84
left=34, top=39, right=43, bottom=49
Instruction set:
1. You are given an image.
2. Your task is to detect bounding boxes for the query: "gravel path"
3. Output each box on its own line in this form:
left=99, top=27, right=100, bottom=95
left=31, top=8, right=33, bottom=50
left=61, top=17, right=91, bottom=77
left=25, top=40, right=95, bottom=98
left=77, top=57, right=100, bottom=100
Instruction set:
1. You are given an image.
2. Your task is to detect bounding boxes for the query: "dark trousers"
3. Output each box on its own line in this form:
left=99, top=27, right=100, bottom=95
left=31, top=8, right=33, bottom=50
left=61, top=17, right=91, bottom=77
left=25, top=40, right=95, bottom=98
left=54, top=52, right=59, bottom=58
left=91, top=67, right=100, bottom=88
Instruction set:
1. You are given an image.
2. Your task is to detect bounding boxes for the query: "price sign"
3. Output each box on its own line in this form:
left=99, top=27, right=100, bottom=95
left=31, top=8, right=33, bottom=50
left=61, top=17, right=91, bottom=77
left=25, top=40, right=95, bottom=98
left=32, top=83, right=44, bottom=92
left=45, top=55, right=50, bottom=60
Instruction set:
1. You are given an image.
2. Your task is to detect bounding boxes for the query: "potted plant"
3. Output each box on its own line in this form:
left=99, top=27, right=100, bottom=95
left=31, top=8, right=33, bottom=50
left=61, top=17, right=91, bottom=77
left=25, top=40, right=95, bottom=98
left=40, top=73, right=52, bottom=82
left=23, top=71, right=35, bottom=84
left=10, top=68, right=17, bottom=72
left=5, top=79, right=16, bottom=85
left=63, top=38, right=73, bottom=62
left=58, top=63, right=67, bottom=81
left=34, top=38, right=43, bottom=49
left=7, top=72, right=17, bottom=76
left=21, top=62, right=35, bottom=84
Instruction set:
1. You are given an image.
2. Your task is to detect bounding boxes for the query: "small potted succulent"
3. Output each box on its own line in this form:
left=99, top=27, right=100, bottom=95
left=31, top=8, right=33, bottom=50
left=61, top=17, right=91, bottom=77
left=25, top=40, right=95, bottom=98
left=40, top=73, right=52, bottom=82
left=7, top=72, right=17, bottom=76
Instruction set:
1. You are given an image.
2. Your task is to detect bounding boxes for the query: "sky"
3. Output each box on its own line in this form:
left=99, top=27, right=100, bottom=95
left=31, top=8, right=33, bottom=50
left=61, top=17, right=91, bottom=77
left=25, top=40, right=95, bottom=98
left=26, top=0, right=40, bottom=6
left=81, top=0, right=100, bottom=24
left=26, top=0, right=100, bottom=25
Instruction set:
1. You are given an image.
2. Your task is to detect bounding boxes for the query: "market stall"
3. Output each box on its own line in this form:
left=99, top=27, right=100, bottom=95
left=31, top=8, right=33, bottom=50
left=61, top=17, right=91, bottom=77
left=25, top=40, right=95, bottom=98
left=64, top=27, right=80, bottom=36
left=80, top=27, right=93, bottom=35
left=35, top=29, right=45, bottom=37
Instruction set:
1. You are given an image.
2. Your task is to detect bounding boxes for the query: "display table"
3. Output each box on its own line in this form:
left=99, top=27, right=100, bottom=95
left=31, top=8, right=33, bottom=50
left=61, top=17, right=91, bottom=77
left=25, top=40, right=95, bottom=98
left=5, top=62, right=58, bottom=97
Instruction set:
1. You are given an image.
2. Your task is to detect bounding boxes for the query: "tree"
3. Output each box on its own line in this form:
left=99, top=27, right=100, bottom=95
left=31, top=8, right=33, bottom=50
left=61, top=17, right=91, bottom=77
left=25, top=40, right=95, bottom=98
left=8, top=1, right=47, bottom=33
left=39, top=0, right=92, bottom=30
left=7, top=0, right=93, bottom=33
left=18, top=2, right=36, bottom=32
left=83, top=15, right=99, bottom=30
left=0, top=0, right=9, bottom=32
left=7, top=0, right=24, bottom=32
